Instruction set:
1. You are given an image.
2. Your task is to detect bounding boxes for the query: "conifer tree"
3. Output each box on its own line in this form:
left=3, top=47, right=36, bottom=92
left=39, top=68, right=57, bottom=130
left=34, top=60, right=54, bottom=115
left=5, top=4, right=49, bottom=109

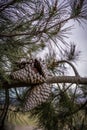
left=0, top=0, right=87, bottom=130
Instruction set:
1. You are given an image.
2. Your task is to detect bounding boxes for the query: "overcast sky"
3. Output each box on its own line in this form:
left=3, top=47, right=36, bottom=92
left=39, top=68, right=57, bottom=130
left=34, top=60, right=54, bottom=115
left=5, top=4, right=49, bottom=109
left=68, top=21, right=87, bottom=76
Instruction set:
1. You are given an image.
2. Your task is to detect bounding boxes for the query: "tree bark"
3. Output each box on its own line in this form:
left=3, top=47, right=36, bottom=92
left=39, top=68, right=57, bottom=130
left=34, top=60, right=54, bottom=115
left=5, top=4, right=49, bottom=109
left=47, top=76, right=87, bottom=84
left=2, top=76, right=87, bottom=89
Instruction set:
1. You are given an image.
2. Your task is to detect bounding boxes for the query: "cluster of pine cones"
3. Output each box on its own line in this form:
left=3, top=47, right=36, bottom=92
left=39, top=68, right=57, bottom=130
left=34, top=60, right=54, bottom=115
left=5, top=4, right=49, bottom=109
left=11, top=58, right=51, bottom=111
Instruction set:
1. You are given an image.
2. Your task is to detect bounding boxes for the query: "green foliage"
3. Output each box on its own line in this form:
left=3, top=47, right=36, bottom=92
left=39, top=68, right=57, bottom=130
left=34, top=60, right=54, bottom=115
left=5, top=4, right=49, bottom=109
left=29, top=87, right=87, bottom=130
left=70, top=0, right=87, bottom=22
left=30, top=102, right=58, bottom=130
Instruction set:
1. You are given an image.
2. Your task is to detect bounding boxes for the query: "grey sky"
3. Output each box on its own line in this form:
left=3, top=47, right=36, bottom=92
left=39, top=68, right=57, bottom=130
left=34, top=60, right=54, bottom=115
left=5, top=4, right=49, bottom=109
left=68, top=21, right=87, bottom=76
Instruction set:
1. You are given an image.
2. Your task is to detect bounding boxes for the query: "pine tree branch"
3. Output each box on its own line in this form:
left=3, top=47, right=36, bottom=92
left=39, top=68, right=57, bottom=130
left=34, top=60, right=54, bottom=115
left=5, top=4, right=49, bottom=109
left=47, top=76, right=87, bottom=84
left=2, top=75, right=87, bottom=89
left=51, top=60, right=80, bottom=76
left=0, top=16, right=73, bottom=38
left=0, top=0, right=16, bottom=13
